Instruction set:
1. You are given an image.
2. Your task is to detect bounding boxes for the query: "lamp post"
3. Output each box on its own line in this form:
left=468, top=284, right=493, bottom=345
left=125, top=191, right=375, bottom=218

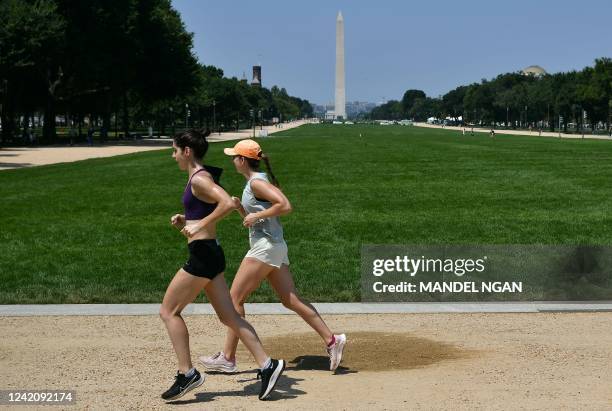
left=609, top=99, right=612, bottom=137
left=169, top=106, right=175, bottom=135
left=250, top=108, right=255, bottom=137
left=506, top=106, right=509, bottom=128
left=212, top=100, right=216, bottom=134
left=185, top=103, right=189, bottom=129
left=0, top=79, right=6, bottom=143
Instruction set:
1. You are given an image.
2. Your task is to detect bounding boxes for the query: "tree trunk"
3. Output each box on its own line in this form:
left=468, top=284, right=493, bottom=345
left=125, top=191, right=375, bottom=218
left=1, top=110, right=15, bottom=144
left=42, top=92, right=57, bottom=144
left=102, top=112, right=111, bottom=144
left=21, top=111, right=31, bottom=142
left=78, top=115, right=83, bottom=140
left=549, top=112, right=555, bottom=132
left=122, top=91, right=129, bottom=139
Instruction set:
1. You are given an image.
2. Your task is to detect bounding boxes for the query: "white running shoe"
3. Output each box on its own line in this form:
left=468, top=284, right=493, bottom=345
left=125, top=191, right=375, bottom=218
left=198, top=352, right=238, bottom=373
left=326, top=334, right=347, bottom=371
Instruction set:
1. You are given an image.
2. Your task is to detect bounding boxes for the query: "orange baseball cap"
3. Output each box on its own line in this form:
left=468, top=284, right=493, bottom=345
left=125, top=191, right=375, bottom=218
left=223, top=139, right=262, bottom=160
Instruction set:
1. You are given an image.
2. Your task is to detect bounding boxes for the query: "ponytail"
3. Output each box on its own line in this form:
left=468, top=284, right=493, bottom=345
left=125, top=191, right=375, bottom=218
left=244, top=153, right=280, bottom=188
left=261, top=154, right=280, bottom=188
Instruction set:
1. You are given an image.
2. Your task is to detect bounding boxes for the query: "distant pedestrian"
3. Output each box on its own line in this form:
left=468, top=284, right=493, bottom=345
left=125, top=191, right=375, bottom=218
left=87, top=126, right=94, bottom=146
left=69, top=124, right=77, bottom=146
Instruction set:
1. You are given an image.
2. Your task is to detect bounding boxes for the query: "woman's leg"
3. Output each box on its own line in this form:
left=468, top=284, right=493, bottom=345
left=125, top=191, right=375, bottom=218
left=204, top=272, right=270, bottom=368
left=268, top=264, right=333, bottom=345
left=159, top=269, right=209, bottom=373
left=222, top=257, right=275, bottom=361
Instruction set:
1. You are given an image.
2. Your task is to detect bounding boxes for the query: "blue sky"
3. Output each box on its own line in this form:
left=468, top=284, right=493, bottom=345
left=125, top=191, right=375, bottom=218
left=172, top=0, right=612, bottom=105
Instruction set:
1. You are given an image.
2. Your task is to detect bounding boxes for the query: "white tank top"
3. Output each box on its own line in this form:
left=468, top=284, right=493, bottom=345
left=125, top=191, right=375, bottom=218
left=241, top=172, right=285, bottom=243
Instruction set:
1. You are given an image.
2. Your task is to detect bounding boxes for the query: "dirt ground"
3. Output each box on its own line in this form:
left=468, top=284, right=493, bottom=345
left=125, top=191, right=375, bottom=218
left=1, top=313, right=611, bottom=410
left=0, top=120, right=312, bottom=171
left=0, top=145, right=167, bottom=170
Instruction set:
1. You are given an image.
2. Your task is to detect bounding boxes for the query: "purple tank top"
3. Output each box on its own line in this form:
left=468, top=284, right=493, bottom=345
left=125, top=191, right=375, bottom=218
left=182, top=166, right=222, bottom=220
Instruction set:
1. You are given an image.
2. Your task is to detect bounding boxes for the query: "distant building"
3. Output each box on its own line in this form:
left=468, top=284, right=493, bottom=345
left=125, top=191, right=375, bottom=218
left=251, top=65, right=262, bottom=87
left=312, top=104, right=327, bottom=116
left=314, top=101, right=377, bottom=119
left=346, top=101, right=377, bottom=118
left=334, top=11, right=346, bottom=119
left=521, top=65, right=547, bottom=77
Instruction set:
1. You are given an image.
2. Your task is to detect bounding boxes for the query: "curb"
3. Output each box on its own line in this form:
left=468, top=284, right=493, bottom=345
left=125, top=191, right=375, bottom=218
left=2, top=302, right=612, bottom=316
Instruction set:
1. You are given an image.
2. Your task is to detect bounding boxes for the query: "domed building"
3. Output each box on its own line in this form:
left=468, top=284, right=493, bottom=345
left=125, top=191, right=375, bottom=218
left=521, top=65, right=547, bottom=77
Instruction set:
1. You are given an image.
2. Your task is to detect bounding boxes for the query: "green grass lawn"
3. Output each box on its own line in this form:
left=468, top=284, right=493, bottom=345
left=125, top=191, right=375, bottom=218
left=2, top=124, right=612, bottom=303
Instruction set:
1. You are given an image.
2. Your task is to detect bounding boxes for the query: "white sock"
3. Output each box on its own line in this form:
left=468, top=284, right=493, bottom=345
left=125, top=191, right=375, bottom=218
left=261, top=357, right=272, bottom=370
left=185, top=367, right=196, bottom=378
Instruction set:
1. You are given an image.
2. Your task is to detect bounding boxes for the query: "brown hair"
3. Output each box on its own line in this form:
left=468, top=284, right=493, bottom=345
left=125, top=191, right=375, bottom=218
left=173, top=128, right=210, bottom=160
left=244, top=153, right=280, bottom=188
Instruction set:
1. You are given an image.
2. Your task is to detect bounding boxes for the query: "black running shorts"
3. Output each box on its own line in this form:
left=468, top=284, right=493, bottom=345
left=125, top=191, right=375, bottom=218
left=183, top=239, right=226, bottom=279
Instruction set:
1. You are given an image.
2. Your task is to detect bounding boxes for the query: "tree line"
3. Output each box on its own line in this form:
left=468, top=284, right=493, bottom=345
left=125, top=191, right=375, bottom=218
left=0, top=0, right=313, bottom=144
left=370, top=58, right=612, bottom=133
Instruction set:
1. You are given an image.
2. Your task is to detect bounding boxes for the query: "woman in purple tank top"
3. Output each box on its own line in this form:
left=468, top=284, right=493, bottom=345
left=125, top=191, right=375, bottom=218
left=159, top=129, right=285, bottom=402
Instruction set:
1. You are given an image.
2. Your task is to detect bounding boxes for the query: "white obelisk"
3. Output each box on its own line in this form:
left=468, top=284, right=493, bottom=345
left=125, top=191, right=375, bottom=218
left=335, top=11, right=346, bottom=120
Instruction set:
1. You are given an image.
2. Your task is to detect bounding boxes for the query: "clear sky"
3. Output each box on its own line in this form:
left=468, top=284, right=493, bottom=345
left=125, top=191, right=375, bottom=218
left=172, top=0, right=612, bottom=105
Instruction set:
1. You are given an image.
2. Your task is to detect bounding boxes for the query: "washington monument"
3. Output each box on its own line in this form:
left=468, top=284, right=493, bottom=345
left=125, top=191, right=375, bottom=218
left=335, top=11, right=346, bottom=119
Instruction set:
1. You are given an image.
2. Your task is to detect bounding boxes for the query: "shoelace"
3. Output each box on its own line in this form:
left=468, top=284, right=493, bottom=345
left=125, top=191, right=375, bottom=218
left=173, top=372, right=185, bottom=385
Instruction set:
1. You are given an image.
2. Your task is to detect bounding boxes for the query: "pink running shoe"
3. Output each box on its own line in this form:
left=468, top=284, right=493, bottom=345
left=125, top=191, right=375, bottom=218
left=326, top=334, right=347, bottom=371
left=199, top=352, right=238, bottom=373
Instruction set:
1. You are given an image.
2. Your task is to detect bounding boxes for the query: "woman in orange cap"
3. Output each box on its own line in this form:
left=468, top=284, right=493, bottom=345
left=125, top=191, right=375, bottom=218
left=200, top=139, right=346, bottom=373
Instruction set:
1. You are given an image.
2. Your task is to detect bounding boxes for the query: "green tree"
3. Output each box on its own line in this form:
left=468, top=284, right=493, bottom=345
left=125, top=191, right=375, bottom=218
left=441, top=86, right=468, bottom=120
left=0, top=0, right=65, bottom=143
left=401, top=89, right=426, bottom=116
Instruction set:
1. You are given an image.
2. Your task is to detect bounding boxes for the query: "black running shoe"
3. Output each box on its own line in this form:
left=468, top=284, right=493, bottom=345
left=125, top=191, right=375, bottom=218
left=161, top=369, right=204, bottom=401
left=257, top=359, right=285, bottom=400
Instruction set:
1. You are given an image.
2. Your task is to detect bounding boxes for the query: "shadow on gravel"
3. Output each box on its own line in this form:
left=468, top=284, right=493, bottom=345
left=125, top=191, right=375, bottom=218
left=167, top=374, right=305, bottom=404
left=265, top=331, right=474, bottom=372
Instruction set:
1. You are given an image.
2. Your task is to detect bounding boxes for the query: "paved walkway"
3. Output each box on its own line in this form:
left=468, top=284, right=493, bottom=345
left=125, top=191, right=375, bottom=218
left=2, top=302, right=611, bottom=316
left=414, top=122, right=612, bottom=141
left=0, top=120, right=313, bottom=170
